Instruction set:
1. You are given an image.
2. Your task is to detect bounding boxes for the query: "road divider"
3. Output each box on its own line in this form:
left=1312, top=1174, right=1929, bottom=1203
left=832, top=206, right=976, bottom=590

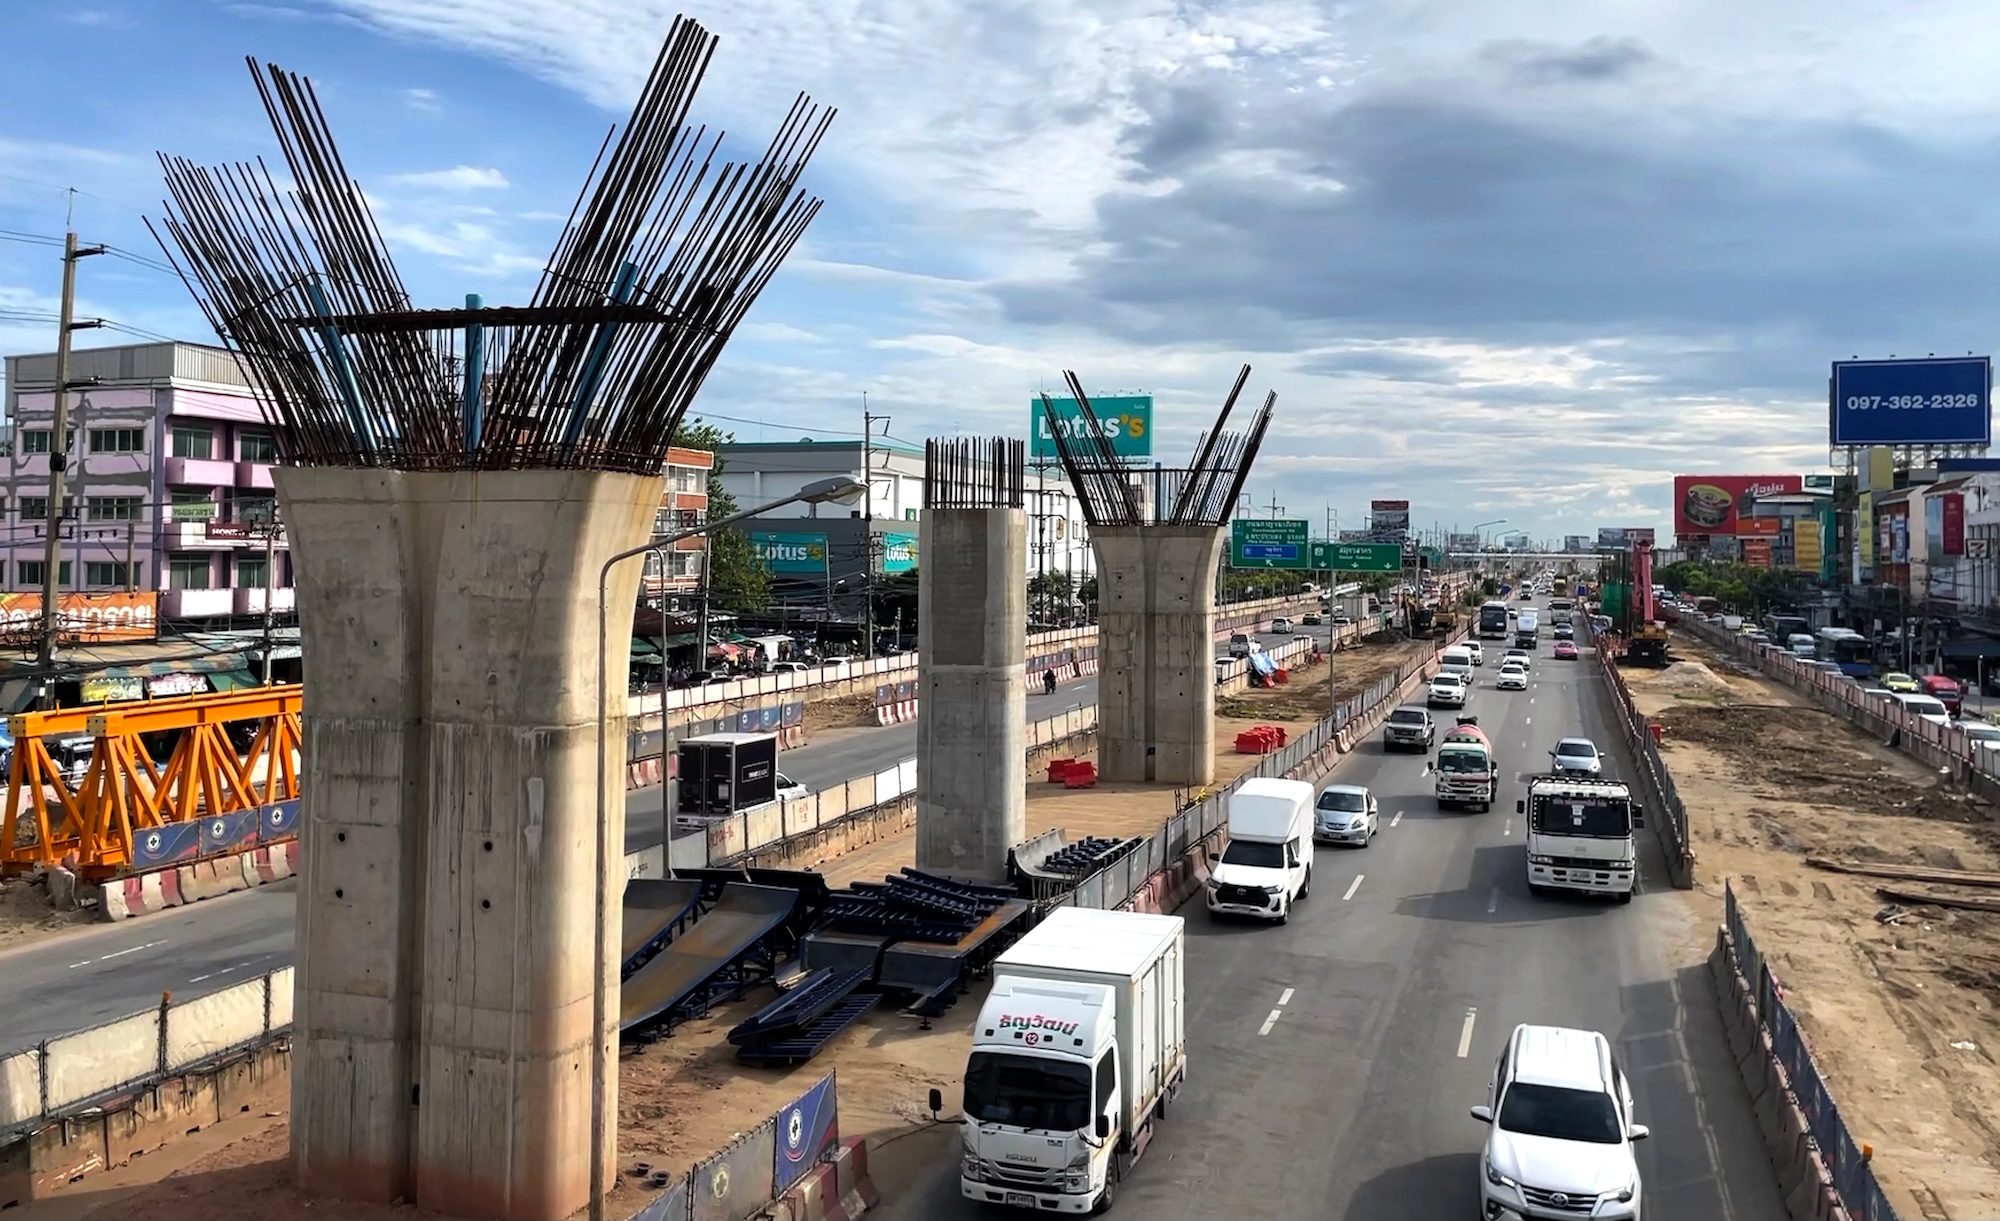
left=1589, top=625, right=1695, bottom=888
left=1713, top=884, right=1898, bottom=1221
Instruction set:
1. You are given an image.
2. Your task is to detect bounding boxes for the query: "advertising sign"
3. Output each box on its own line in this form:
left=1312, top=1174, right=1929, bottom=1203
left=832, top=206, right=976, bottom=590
left=1596, top=527, right=1628, bottom=549
left=1031, top=394, right=1153, bottom=461
left=1337, top=529, right=1371, bottom=543
left=1791, top=519, right=1822, bottom=574
left=1943, top=493, right=1966, bottom=556
left=1892, top=513, right=1909, bottom=565
left=1369, top=499, right=1411, bottom=542
left=1803, top=473, right=1834, bottom=491
left=1735, top=516, right=1781, bottom=537
left=1673, top=474, right=1803, bottom=536
left=81, top=675, right=145, bottom=703
left=1830, top=356, right=1992, bottom=446
left=1445, top=532, right=1480, bottom=552
left=1926, top=494, right=1947, bottom=565
left=751, top=532, right=829, bottom=575
left=880, top=532, right=917, bottom=574
left=1742, top=538, right=1773, bottom=568
left=1858, top=492, right=1876, bottom=568
left=0, top=591, right=158, bottom=642
left=1563, top=534, right=1590, bottom=553
left=1320, top=542, right=1402, bottom=573
left=1230, top=519, right=1310, bottom=569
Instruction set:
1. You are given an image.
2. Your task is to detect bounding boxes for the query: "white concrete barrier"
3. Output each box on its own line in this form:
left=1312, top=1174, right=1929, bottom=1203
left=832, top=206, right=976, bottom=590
left=164, top=977, right=266, bottom=1071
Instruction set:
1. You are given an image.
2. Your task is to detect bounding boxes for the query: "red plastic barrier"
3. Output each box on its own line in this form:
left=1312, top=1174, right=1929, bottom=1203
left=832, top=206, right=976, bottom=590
left=1062, top=761, right=1098, bottom=788
left=1046, top=758, right=1082, bottom=783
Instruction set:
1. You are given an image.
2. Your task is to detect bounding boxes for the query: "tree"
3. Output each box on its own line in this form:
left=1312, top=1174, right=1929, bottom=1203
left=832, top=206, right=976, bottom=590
left=673, top=419, right=769, bottom=613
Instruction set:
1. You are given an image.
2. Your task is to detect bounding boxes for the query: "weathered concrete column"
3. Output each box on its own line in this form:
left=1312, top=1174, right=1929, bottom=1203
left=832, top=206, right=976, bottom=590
left=278, top=467, right=435, bottom=1204
left=1090, top=525, right=1228, bottom=785
left=916, top=506, right=1027, bottom=883
left=279, top=467, right=659, bottom=1220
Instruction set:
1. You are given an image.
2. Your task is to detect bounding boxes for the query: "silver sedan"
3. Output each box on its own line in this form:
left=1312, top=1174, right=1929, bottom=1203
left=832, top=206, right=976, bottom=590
left=1314, top=784, right=1379, bottom=846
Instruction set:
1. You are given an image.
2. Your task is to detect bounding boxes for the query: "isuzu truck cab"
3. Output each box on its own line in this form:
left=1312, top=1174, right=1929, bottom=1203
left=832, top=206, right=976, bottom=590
left=1519, top=775, right=1645, bottom=902
left=947, top=907, right=1186, bottom=1214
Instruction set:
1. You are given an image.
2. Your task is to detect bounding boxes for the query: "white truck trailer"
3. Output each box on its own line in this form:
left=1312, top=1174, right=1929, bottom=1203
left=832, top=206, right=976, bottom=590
left=944, top=906, right=1187, bottom=1214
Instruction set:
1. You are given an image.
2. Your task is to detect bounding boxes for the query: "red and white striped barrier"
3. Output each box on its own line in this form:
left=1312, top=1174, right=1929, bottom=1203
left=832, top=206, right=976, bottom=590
left=875, top=697, right=918, bottom=726
left=768, top=1137, right=878, bottom=1221
left=628, top=756, right=665, bottom=788
left=246, top=841, right=295, bottom=885
left=100, top=868, right=184, bottom=921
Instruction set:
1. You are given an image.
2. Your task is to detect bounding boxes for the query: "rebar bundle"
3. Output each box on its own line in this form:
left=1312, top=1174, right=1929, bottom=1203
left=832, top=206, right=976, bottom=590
left=147, top=16, right=832, bottom=474
left=923, top=437, right=1025, bottom=509
left=1038, top=366, right=1273, bottom=528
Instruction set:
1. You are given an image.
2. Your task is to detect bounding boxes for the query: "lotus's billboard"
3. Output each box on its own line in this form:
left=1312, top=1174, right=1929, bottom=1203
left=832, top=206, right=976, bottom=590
left=1672, top=474, right=1802, bottom=536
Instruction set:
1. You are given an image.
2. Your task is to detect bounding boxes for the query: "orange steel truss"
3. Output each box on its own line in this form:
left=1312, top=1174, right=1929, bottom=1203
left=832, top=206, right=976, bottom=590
left=1, top=685, right=303, bottom=875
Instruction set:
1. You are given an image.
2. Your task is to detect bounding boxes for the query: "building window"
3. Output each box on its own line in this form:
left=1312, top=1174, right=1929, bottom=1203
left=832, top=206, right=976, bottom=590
left=88, top=428, right=145, bottom=454
left=167, top=556, right=213, bottom=590
left=238, top=431, right=277, bottom=462
left=19, top=495, right=74, bottom=521
left=85, top=561, right=130, bottom=588
left=87, top=496, right=143, bottom=522
left=232, top=492, right=277, bottom=524
left=235, top=555, right=269, bottom=588
left=171, top=425, right=214, bottom=460
left=18, top=429, right=70, bottom=454
left=670, top=551, right=701, bottom=578
left=17, top=561, right=71, bottom=587
left=670, top=468, right=704, bottom=493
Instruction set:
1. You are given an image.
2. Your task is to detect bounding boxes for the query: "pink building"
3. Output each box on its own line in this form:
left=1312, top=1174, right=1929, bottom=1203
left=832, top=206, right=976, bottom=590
left=1, top=341, right=292, bottom=623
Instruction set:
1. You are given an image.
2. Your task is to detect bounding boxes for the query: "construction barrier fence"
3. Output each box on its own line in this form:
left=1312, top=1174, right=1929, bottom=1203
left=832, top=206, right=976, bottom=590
left=1727, top=883, right=1901, bottom=1221
left=1585, top=620, right=1695, bottom=887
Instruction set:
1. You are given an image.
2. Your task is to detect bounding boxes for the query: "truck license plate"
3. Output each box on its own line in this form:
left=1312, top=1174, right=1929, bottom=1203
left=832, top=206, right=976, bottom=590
left=1006, top=1192, right=1036, bottom=1208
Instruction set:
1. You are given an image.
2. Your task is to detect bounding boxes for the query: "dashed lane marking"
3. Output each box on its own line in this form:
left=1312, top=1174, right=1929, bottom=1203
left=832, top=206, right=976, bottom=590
left=1342, top=875, right=1365, bottom=901
left=1457, top=1008, right=1479, bottom=1058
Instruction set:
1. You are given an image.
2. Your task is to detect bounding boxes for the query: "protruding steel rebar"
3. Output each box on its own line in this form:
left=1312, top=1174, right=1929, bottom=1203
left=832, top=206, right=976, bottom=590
left=1038, top=366, right=1275, bottom=527
left=924, top=437, right=1025, bottom=509
left=148, top=15, right=832, bottom=475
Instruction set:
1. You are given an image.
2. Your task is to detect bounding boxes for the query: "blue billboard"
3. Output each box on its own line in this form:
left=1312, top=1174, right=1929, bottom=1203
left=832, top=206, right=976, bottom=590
left=1830, top=356, right=1992, bottom=446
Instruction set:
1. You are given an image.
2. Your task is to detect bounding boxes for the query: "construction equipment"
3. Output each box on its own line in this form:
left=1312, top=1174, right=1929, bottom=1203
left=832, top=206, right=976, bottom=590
left=1619, top=541, right=1670, bottom=667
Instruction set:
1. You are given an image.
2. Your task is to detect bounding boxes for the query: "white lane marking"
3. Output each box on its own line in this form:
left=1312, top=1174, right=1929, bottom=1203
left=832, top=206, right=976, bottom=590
left=1278, top=987, right=1296, bottom=1006
left=189, top=963, right=245, bottom=984
left=1259, top=1008, right=1284, bottom=1036
left=1457, top=1008, right=1479, bottom=1058
left=1342, top=875, right=1365, bottom=901
left=71, top=939, right=167, bottom=968
left=1486, top=886, right=1501, bottom=915
left=1390, top=810, right=1403, bottom=828
left=1503, top=818, right=1513, bottom=837
left=1529, top=696, right=1536, bottom=703
left=1524, top=716, right=1532, bottom=725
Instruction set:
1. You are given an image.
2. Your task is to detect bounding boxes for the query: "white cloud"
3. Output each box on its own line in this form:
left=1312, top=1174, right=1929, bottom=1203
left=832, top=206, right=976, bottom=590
left=402, top=87, right=441, bottom=113
left=384, top=165, right=510, bottom=192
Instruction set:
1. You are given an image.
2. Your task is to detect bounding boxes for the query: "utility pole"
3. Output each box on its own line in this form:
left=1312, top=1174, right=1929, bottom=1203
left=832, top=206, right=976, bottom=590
left=35, top=231, right=106, bottom=708
left=861, top=396, right=885, bottom=658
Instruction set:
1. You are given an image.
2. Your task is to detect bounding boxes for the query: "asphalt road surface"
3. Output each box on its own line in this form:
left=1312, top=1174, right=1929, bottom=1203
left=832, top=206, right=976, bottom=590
left=0, top=629, right=1309, bottom=1046
left=871, top=636, right=1787, bottom=1220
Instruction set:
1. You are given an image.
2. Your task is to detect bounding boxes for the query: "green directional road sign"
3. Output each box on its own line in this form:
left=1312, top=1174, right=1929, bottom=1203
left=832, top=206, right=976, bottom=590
left=1230, top=519, right=1311, bottom=569
left=1320, top=542, right=1402, bottom=573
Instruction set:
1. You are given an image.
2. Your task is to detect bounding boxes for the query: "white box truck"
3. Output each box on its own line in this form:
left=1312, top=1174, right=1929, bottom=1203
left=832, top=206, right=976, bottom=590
left=943, top=907, right=1186, bottom=1214
left=1204, top=777, right=1315, bottom=922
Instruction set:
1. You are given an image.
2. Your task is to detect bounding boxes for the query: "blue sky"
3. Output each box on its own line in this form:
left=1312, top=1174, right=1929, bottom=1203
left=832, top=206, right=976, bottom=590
left=5, top=0, right=2000, bottom=543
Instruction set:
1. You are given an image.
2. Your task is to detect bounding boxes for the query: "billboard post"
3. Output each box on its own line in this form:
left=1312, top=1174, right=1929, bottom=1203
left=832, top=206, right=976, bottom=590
left=1830, top=357, right=1992, bottom=446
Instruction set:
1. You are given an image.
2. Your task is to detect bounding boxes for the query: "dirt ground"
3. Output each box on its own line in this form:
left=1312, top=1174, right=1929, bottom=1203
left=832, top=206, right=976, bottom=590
left=1624, top=633, right=2000, bottom=1219
left=28, top=638, right=1427, bottom=1218
left=805, top=690, right=883, bottom=732
left=0, top=871, right=92, bottom=947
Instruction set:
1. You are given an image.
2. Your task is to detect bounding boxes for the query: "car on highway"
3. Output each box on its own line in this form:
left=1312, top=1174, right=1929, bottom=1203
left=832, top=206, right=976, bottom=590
left=1228, top=632, right=1256, bottom=658
left=1551, top=738, right=1603, bottom=777
left=1428, top=673, right=1469, bottom=709
left=1301, top=612, right=1322, bottom=626
left=1383, top=706, right=1436, bottom=751
left=1890, top=692, right=1952, bottom=728
left=1504, top=648, right=1532, bottom=671
left=1553, top=641, right=1579, bottom=660
left=1496, top=663, right=1529, bottom=691
left=1553, top=623, right=1574, bottom=641
left=1919, top=674, right=1964, bottom=716
left=1465, top=640, right=1486, bottom=666
left=1882, top=671, right=1920, bottom=694
left=1272, top=616, right=1294, bottom=633
left=1313, top=784, right=1378, bottom=846
left=1471, top=1023, right=1648, bottom=1221
left=1518, top=588, right=1535, bottom=600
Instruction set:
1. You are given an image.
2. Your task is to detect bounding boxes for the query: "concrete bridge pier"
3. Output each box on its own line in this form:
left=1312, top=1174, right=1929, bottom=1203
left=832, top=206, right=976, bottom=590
left=915, top=505, right=1028, bottom=884
left=1090, top=524, right=1229, bottom=785
left=279, top=467, right=659, bottom=1221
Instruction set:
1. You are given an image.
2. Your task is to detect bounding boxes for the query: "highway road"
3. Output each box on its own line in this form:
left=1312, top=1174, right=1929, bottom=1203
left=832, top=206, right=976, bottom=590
left=0, top=627, right=1310, bottom=1046
left=872, top=622, right=1787, bottom=1220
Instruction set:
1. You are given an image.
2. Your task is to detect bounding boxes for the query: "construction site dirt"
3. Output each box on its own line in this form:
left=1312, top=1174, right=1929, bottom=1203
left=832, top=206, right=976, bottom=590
left=1624, top=631, right=2000, bottom=1220
left=16, top=638, right=1429, bottom=1219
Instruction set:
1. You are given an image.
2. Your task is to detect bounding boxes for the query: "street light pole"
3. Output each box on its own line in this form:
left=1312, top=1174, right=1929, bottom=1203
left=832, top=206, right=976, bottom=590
left=589, top=474, right=863, bottom=1221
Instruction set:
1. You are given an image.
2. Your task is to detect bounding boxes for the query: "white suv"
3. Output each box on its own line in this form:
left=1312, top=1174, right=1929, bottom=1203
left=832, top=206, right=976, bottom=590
left=1472, top=1024, right=1647, bottom=1220
left=1427, top=673, right=1468, bottom=709
left=1465, top=640, right=1485, bottom=666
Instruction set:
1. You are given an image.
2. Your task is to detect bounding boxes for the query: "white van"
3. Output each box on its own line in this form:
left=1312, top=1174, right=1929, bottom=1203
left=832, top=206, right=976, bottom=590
left=1206, top=777, right=1315, bottom=924
left=1440, top=645, right=1476, bottom=684
left=1786, top=632, right=1816, bottom=659
left=1891, top=693, right=1952, bottom=728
